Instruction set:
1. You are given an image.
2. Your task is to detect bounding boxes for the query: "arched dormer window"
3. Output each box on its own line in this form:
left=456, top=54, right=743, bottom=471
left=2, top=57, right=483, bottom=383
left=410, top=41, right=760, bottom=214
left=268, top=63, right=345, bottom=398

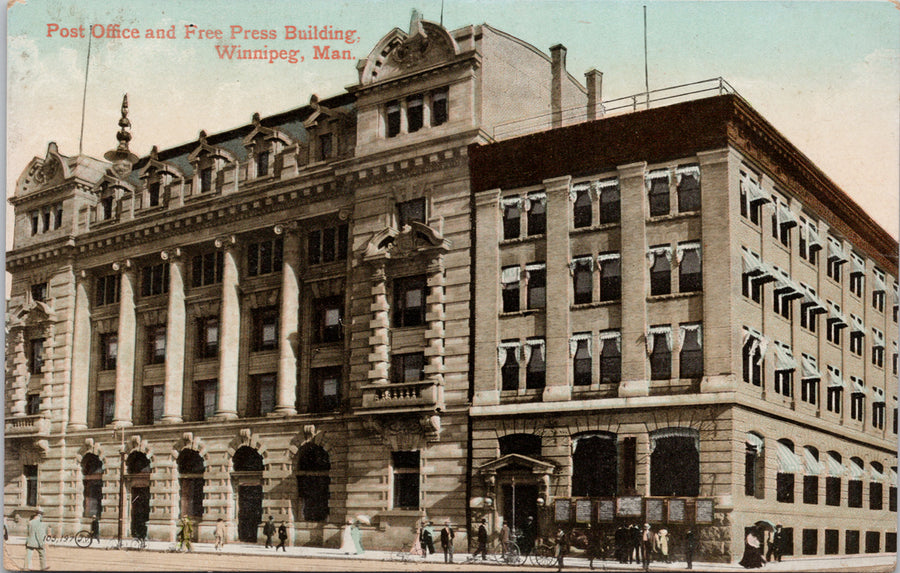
left=242, top=112, right=294, bottom=180
left=138, top=146, right=184, bottom=210
left=188, top=130, right=236, bottom=196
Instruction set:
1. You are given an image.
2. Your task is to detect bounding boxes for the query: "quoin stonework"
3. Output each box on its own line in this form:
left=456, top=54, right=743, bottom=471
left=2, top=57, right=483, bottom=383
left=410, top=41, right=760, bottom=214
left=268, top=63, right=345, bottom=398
left=6, top=14, right=897, bottom=562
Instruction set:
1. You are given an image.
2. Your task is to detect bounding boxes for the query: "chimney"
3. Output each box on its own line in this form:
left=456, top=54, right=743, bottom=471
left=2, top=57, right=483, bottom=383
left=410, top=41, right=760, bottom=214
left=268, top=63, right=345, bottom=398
left=550, top=44, right=567, bottom=129
left=585, top=69, right=603, bottom=121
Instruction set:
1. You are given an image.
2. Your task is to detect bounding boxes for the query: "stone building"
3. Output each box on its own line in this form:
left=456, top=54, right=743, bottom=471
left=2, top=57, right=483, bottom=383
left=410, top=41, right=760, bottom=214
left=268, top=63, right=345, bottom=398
left=468, top=92, right=898, bottom=560
left=4, top=16, right=595, bottom=549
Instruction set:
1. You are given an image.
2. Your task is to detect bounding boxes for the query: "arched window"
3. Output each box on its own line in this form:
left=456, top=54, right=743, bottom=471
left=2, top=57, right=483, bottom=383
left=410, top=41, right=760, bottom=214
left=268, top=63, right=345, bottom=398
left=177, top=449, right=205, bottom=518
left=745, top=432, right=764, bottom=498
left=126, top=452, right=151, bottom=475
left=776, top=439, right=803, bottom=503
left=499, top=434, right=542, bottom=458
left=82, top=454, right=103, bottom=518
left=571, top=433, right=617, bottom=497
left=870, top=461, right=885, bottom=510
left=232, top=446, right=264, bottom=472
left=650, top=428, right=699, bottom=496
left=127, top=452, right=151, bottom=540
left=825, top=451, right=843, bottom=506
left=296, top=445, right=331, bottom=522
left=848, top=457, right=865, bottom=508
left=802, top=446, right=822, bottom=504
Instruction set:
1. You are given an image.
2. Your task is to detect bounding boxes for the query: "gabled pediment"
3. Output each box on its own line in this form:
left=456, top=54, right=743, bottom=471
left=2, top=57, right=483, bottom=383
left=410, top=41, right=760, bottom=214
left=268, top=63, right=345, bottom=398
left=242, top=112, right=294, bottom=148
left=302, top=95, right=345, bottom=129
left=91, top=173, right=135, bottom=196
left=138, top=146, right=185, bottom=180
left=11, top=301, right=56, bottom=328
left=476, top=453, right=556, bottom=475
left=188, top=131, right=236, bottom=164
left=358, top=19, right=459, bottom=85
left=16, top=142, right=73, bottom=197
left=362, top=221, right=451, bottom=261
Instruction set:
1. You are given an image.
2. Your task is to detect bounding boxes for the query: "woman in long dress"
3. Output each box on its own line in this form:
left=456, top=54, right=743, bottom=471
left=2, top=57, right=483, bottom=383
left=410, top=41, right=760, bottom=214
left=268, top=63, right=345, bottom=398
left=339, top=518, right=355, bottom=554
left=738, top=527, right=765, bottom=568
left=351, top=521, right=364, bottom=555
left=409, top=524, right=425, bottom=557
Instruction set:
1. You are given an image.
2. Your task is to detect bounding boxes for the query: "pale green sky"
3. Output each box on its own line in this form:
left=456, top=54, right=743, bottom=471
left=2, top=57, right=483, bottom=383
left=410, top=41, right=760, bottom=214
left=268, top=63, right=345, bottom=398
left=5, top=0, right=899, bottom=250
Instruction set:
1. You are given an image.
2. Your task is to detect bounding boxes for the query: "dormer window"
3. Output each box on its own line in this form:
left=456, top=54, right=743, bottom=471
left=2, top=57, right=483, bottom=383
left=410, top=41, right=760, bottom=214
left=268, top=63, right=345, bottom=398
left=318, top=133, right=333, bottom=160
left=200, top=167, right=213, bottom=193
left=148, top=181, right=161, bottom=207
left=101, top=195, right=115, bottom=220
left=256, top=151, right=269, bottom=177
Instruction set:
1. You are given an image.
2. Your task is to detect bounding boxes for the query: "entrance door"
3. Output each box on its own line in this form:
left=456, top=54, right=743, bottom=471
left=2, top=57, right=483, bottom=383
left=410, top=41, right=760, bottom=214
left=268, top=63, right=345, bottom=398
left=130, top=486, right=150, bottom=539
left=502, top=484, right=538, bottom=535
left=238, top=485, right=263, bottom=542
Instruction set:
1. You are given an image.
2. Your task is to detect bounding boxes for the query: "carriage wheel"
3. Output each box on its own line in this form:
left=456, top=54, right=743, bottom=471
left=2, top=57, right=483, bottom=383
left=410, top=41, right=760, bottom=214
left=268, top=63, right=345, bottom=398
left=533, top=544, right=556, bottom=567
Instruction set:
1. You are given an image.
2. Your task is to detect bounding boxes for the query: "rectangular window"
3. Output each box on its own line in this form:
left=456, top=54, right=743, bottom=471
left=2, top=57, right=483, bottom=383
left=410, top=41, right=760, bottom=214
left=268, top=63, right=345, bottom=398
left=802, top=529, right=817, bottom=555
left=30, top=282, right=48, bottom=303
left=500, top=342, right=520, bottom=391
left=824, top=530, right=839, bottom=555
left=599, top=254, right=621, bottom=301
left=745, top=443, right=761, bottom=498
left=865, top=531, right=880, bottom=554
left=872, top=345, right=885, bottom=368
left=873, top=291, right=886, bottom=313
left=249, top=373, right=276, bottom=417
left=54, top=204, right=63, bottom=229
left=31, top=212, right=39, bottom=235
left=501, top=266, right=521, bottom=313
left=826, top=319, right=843, bottom=346
left=678, top=243, right=702, bottom=292
left=100, top=195, right=115, bottom=220
left=599, top=332, right=621, bottom=384
left=572, top=259, right=593, bottom=305
left=742, top=273, right=763, bottom=304
left=573, top=336, right=591, bottom=386
left=849, top=331, right=864, bottom=356
left=391, top=352, right=425, bottom=384
left=775, top=370, right=793, bottom=398
left=826, top=477, right=840, bottom=506
left=676, top=166, right=700, bottom=212
left=147, top=384, right=164, bottom=423
left=197, top=317, right=219, bottom=359
left=525, top=340, right=546, bottom=390
left=774, top=293, right=793, bottom=321
left=526, top=264, right=546, bottom=309
left=148, top=182, right=161, bottom=207
left=96, top=274, right=120, bottom=306
left=826, top=387, right=841, bottom=413
left=502, top=198, right=521, bottom=240
left=386, top=101, right=401, bottom=137
left=25, top=393, right=40, bottom=415
left=191, top=251, right=224, bottom=287
left=307, top=224, right=349, bottom=265
left=890, top=486, right=897, bottom=512
left=406, top=95, right=423, bottom=132
left=870, top=482, right=883, bottom=510
left=141, top=262, right=169, bottom=297
left=247, top=238, right=283, bottom=277
left=801, top=377, right=818, bottom=405
left=256, top=151, right=269, bottom=177
left=311, top=367, right=341, bottom=412
left=777, top=472, right=795, bottom=503
left=742, top=334, right=763, bottom=386
left=573, top=185, right=592, bottom=228
left=872, top=402, right=885, bottom=429
left=679, top=324, right=703, bottom=379
left=194, top=380, right=217, bottom=421
left=803, top=475, right=818, bottom=505
left=431, top=88, right=448, bottom=126
left=850, top=273, right=864, bottom=298
left=24, top=465, right=38, bottom=507
left=146, top=325, right=166, bottom=365
left=848, top=480, right=863, bottom=507
left=648, top=172, right=670, bottom=217
left=393, top=275, right=427, bottom=327
left=649, top=329, right=671, bottom=381
left=392, top=451, right=420, bottom=509
left=846, top=530, right=860, bottom=554
left=100, top=333, right=117, bottom=371
left=827, top=259, right=843, bottom=283
left=28, top=338, right=46, bottom=374
left=99, top=390, right=115, bottom=427
left=253, top=307, right=279, bottom=351
left=200, top=167, right=213, bottom=193
left=771, top=202, right=793, bottom=247
left=315, top=296, right=344, bottom=343
left=599, top=180, right=620, bottom=224
left=649, top=248, right=671, bottom=296
left=526, top=194, right=546, bottom=236
left=888, top=532, right=897, bottom=552
left=397, top=198, right=426, bottom=228
left=850, top=391, right=864, bottom=422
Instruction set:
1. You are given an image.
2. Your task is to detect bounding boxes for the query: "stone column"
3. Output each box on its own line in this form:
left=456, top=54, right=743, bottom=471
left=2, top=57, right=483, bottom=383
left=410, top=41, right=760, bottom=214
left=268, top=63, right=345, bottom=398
left=367, top=263, right=390, bottom=385
left=424, top=256, right=445, bottom=384
left=162, top=248, right=186, bottom=423
left=68, top=271, right=92, bottom=430
left=113, top=260, right=136, bottom=426
left=275, top=223, right=300, bottom=415
left=216, top=236, right=240, bottom=420
left=543, top=175, right=573, bottom=402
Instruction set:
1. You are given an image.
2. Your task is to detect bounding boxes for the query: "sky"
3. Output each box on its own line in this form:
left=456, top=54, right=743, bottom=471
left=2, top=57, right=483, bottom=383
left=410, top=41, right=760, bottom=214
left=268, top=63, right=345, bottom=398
left=5, top=0, right=900, bottom=282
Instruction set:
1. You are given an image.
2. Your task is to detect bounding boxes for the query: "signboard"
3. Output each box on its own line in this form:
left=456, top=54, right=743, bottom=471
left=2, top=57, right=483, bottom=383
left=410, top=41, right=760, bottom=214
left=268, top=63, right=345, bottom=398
left=667, top=498, right=686, bottom=523
left=616, top=496, right=643, bottom=517
left=555, top=499, right=571, bottom=522
left=598, top=499, right=616, bottom=523
left=575, top=499, right=592, bottom=523
left=695, top=499, right=714, bottom=524
left=645, top=498, right=664, bottom=523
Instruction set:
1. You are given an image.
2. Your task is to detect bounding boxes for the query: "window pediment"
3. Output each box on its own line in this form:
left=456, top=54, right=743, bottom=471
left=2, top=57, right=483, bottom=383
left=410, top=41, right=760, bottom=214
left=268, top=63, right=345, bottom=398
left=359, top=19, right=459, bottom=86
left=362, top=221, right=450, bottom=261
left=188, top=131, right=236, bottom=165
left=476, top=453, right=556, bottom=475
left=242, top=112, right=294, bottom=151
left=138, top=146, right=185, bottom=181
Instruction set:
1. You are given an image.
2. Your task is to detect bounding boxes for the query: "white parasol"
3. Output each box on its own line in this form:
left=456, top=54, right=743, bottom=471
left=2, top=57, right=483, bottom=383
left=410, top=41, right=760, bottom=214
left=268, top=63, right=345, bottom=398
left=355, top=514, right=372, bottom=525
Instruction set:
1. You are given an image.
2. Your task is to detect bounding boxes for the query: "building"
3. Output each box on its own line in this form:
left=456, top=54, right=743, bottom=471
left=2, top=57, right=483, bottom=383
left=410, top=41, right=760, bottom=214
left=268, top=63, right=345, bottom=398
left=4, top=15, right=595, bottom=550
left=6, top=14, right=897, bottom=562
left=468, top=90, right=898, bottom=560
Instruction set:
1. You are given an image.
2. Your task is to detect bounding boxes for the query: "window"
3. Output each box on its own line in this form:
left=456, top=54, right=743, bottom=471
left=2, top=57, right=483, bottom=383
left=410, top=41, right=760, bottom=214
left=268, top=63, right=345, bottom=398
left=801, top=377, right=818, bottom=405
left=774, top=291, right=792, bottom=321
left=872, top=402, right=885, bottom=430
left=598, top=179, right=620, bottom=224
left=741, top=255, right=764, bottom=304
left=572, top=335, right=591, bottom=386
left=247, top=238, right=283, bottom=277
left=24, top=465, right=39, bottom=507
left=249, top=374, right=276, bottom=417
left=197, top=317, right=219, bottom=359
left=100, top=195, right=115, bottom=220
left=742, top=330, right=763, bottom=386
left=392, top=451, right=420, bottom=509
left=826, top=304, right=845, bottom=346
left=501, top=266, right=521, bottom=313
left=310, top=367, right=341, bottom=412
left=598, top=253, right=621, bottom=301
left=406, top=95, right=423, bottom=132
left=99, top=333, right=117, bottom=371
left=649, top=247, right=671, bottom=296
left=526, top=264, right=546, bottom=309
left=677, top=242, right=702, bottom=292
left=777, top=472, right=795, bottom=504
left=826, top=386, right=842, bottom=414
left=771, top=342, right=794, bottom=397
left=675, top=165, right=700, bottom=212
left=571, top=258, right=593, bottom=304
left=30, top=282, right=48, bottom=302
left=28, top=338, right=46, bottom=374
left=307, top=224, right=349, bottom=265
left=315, top=296, right=343, bottom=343
left=649, top=429, right=700, bottom=496
left=771, top=200, right=795, bottom=247
left=526, top=193, right=546, bottom=236
left=648, top=327, right=671, bottom=381
left=872, top=329, right=885, bottom=368
left=846, top=530, right=860, bottom=554
left=849, top=476, right=863, bottom=508
left=849, top=318, right=864, bottom=356
left=824, top=530, right=839, bottom=555
left=826, top=471, right=841, bottom=506
left=800, top=297, right=818, bottom=332
left=850, top=382, right=865, bottom=422
left=95, top=274, right=120, bottom=306
left=391, top=353, right=424, bottom=384
left=499, top=341, right=520, bottom=391
left=81, top=454, right=103, bottom=517
left=393, top=275, right=427, bottom=327
left=397, top=198, right=426, bottom=228
left=195, top=380, right=217, bottom=421
left=252, top=307, right=278, bottom=352
left=146, top=325, right=166, bottom=365
left=865, top=531, right=880, bottom=554
left=256, top=151, right=269, bottom=177
left=98, top=390, right=115, bottom=427
left=572, top=184, right=592, bottom=228
left=827, top=237, right=845, bottom=282
left=200, top=167, right=213, bottom=193
left=386, top=101, right=401, bottom=137
left=525, top=339, right=546, bottom=390
left=799, top=218, right=821, bottom=265
left=141, top=262, right=169, bottom=297
left=30, top=211, right=39, bottom=235
left=647, top=170, right=670, bottom=217
left=25, top=393, right=40, bottom=415
left=776, top=370, right=794, bottom=398
left=296, top=445, right=330, bottom=521
left=571, top=434, right=617, bottom=497
left=191, top=251, right=224, bottom=287
left=869, top=466, right=884, bottom=510
left=679, top=324, right=702, bottom=379
left=598, top=332, right=621, bottom=384
left=502, top=197, right=521, bottom=240
left=802, top=529, right=817, bottom=555
left=803, top=448, right=820, bottom=505
left=745, top=434, right=764, bottom=498
left=142, top=384, right=164, bottom=423
left=148, top=181, right=161, bottom=207
left=891, top=483, right=897, bottom=512
left=849, top=253, right=865, bottom=297
left=431, top=88, right=448, bottom=126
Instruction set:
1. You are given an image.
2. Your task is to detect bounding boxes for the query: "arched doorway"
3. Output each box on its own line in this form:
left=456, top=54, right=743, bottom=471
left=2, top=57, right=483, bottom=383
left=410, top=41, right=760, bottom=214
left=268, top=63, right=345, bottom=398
left=650, top=428, right=700, bottom=496
left=176, top=449, right=204, bottom=540
left=126, top=452, right=151, bottom=539
left=571, top=432, right=617, bottom=497
left=232, top=446, right=264, bottom=542
left=296, top=445, right=330, bottom=522
left=81, top=454, right=104, bottom=519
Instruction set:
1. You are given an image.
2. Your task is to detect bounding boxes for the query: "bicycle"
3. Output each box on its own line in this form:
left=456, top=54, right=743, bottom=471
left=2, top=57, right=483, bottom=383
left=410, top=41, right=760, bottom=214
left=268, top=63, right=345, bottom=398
left=493, top=540, right=524, bottom=565
left=526, top=539, right=557, bottom=567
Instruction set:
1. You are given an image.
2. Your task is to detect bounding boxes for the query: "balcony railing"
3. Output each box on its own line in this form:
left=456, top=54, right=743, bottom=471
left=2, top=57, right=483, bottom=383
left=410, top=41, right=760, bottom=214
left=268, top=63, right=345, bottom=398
left=6, top=415, right=50, bottom=437
left=360, top=379, right=444, bottom=413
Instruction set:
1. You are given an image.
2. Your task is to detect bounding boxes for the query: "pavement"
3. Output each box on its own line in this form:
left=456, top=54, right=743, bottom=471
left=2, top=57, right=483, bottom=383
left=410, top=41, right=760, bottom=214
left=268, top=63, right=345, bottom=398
left=5, top=536, right=896, bottom=572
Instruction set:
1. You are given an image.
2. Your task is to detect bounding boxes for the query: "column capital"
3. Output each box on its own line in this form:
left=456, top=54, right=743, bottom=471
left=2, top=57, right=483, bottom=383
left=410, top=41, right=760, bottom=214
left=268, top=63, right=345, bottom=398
left=111, top=259, right=134, bottom=273
left=214, top=235, right=237, bottom=250
left=160, top=247, right=184, bottom=261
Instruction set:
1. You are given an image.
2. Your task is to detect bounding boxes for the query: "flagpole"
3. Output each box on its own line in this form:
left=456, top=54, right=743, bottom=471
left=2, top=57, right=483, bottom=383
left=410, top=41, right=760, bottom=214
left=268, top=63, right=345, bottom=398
left=79, top=25, right=93, bottom=155
left=643, top=6, right=649, bottom=108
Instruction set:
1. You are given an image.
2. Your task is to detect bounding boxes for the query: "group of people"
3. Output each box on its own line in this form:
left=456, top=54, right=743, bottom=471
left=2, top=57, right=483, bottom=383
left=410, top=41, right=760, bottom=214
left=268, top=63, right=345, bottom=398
left=613, top=523, right=690, bottom=569
left=338, top=518, right=364, bottom=555
left=740, top=523, right=786, bottom=569
left=261, top=516, right=290, bottom=551
left=409, top=519, right=455, bottom=562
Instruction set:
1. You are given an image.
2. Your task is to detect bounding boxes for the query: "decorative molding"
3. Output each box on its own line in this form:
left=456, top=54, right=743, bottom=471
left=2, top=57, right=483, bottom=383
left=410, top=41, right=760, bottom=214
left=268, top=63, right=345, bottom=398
left=362, top=414, right=442, bottom=450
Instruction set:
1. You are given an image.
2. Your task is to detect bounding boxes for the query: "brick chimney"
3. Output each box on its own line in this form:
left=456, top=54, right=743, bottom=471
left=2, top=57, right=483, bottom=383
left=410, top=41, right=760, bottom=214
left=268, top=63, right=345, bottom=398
left=585, top=69, right=603, bottom=121
left=550, top=44, right=567, bottom=129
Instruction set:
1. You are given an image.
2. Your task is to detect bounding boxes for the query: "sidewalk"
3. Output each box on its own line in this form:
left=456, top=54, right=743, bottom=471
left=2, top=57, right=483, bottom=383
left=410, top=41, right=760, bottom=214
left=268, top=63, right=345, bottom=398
left=6, top=536, right=896, bottom=571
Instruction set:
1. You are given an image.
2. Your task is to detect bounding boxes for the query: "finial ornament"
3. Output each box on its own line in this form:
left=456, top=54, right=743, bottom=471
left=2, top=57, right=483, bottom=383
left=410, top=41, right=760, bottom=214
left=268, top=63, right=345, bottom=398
left=103, top=93, right=139, bottom=179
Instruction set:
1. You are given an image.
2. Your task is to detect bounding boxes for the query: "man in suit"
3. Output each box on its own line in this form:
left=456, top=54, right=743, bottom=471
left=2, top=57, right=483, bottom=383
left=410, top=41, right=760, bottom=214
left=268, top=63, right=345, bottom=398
left=440, top=520, right=455, bottom=563
left=24, top=509, right=48, bottom=571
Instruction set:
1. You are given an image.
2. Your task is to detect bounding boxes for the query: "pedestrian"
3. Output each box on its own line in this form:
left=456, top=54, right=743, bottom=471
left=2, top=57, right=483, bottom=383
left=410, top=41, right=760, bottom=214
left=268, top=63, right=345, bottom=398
left=214, top=518, right=226, bottom=552
left=476, top=518, right=489, bottom=561
left=766, top=524, right=784, bottom=563
left=277, top=521, right=288, bottom=552
left=24, top=509, right=48, bottom=571
left=177, top=515, right=193, bottom=552
left=630, top=523, right=642, bottom=564
left=350, top=520, right=364, bottom=555
left=340, top=518, right=355, bottom=554
left=656, top=528, right=670, bottom=563
left=738, top=527, right=765, bottom=569
left=521, top=516, right=536, bottom=555
left=420, top=520, right=435, bottom=557
left=90, top=514, right=100, bottom=542
left=440, top=519, right=455, bottom=563
left=554, top=528, right=567, bottom=572
left=640, top=523, right=655, bottom=571
left=500, top=521, right=511, bottom=555
left=263, top=515, right=275, bottom=548
left=587, top=523, right=604, bottom=570
left=685, top=529, right=695, bottom=570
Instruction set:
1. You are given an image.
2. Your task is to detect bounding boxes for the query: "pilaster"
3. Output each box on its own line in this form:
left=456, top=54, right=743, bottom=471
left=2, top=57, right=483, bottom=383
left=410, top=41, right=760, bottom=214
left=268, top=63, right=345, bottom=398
left=162, top=248, right=186, bottom=423
left=113, top=260, right=136, bottom=427
left=274, top=222, right=300, bottom=415
left=216, top=235, right=240, bottom=420
left=68, top=271, right=92, bottom=430
left=543, top=175, right=572, bottom=402
left=473, top=189, right=501, bottom=406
